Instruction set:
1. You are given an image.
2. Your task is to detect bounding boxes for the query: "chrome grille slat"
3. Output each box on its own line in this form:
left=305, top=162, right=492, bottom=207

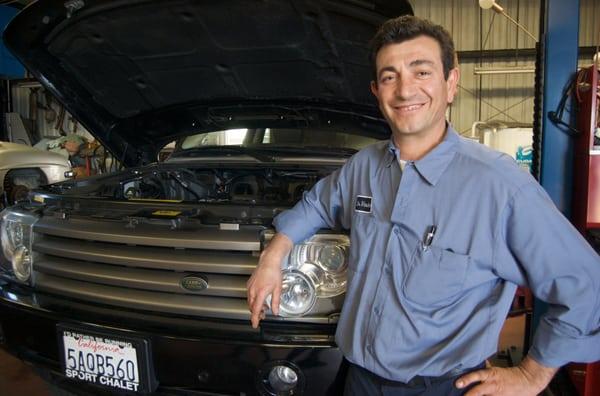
left=34, top=257, right=248, bottom=297
left=34, top=273, right=333, bottom=323
left=34, top=217, right=261, bottom=251
left=34, top=235, right=257, bottom=275
left=35, top=273, right=251, bottom=320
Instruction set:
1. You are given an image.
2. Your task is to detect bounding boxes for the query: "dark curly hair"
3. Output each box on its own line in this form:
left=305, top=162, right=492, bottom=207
left=370, top=15, right=456, bottom=81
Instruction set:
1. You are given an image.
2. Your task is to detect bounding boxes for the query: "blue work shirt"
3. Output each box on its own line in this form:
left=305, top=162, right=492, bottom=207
left=273, top=125, right=600, bottom=382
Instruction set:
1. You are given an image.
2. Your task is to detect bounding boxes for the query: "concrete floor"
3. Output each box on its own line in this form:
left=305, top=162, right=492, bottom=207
left=0, top=316, right=526, bottom=395
left=0, top=349, right=50, bottom=396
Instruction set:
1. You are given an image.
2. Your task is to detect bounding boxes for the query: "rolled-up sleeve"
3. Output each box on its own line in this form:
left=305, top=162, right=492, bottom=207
left=494, top=182, right=600, bottom=367
left=273, top=157, right=354, bottom=244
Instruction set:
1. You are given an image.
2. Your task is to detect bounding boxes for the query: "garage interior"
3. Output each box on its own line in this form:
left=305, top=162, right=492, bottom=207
left=0, top=0, right=598, bottom=395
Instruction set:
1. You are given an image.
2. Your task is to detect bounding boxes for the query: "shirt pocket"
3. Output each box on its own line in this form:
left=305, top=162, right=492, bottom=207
left=401, top=245, right=470, bottom=307
left=348, top=214, right=376, bottom=273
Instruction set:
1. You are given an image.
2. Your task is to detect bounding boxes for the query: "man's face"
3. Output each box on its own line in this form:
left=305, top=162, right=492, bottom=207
left=370, top=35, right=458, bottom=141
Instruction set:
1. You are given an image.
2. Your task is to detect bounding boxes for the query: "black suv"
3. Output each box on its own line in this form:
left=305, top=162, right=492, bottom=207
left=0, top=1, right=412, bottom=394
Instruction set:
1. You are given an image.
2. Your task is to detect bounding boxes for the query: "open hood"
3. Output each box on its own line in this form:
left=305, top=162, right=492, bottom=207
left=4, top=0, right=413, bottom=166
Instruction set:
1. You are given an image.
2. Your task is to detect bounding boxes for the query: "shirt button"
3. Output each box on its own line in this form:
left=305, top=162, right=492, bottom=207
left=385, top=265, right=392, bottom=275
left=374, top=306, right=381, bottom=315
left=393, top=227, right=400, bottom=235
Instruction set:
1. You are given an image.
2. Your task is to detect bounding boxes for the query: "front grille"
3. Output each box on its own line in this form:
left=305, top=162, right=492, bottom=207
left=31, top=216, right=336, bottom=323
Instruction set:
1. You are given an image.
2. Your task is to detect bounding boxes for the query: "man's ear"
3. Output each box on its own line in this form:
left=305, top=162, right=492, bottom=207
left=370, top=80, right=379, bottom=99
left=446, top=67, right=460, bottom=104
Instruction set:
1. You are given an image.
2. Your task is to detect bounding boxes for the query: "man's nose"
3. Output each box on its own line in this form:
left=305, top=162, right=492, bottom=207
left=394, top=76, right=416, bottom=99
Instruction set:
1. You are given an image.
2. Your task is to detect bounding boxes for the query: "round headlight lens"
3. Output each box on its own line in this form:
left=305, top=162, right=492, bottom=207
left=1, top=221, right=24, bottom=260
left=9, top=222, right=24, bottom=248
left=267, top=365, right=298, bottom=393
left=12, top=246, right=32, bottom=282
left=278, top=269, right=316, bottom=317
left=317, top=245, right=346, bottom=272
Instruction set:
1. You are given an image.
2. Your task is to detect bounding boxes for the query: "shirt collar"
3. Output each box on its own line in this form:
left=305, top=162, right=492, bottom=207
left=385, top=140, right=399, bottom=167
left=386, top=124, right=460, bottom=186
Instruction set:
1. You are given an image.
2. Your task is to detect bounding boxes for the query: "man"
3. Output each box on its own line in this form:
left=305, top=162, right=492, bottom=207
left=247, top=15, right=600, bottom=396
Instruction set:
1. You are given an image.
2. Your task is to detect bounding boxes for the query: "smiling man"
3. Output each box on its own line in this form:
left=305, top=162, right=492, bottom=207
left=247, top=15, right=600, bottom=396
left=370, top=34, right=457, bottom=160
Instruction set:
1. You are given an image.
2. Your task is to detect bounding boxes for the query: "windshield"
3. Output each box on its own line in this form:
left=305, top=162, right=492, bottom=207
left=176, top=128, right=380, bottom=152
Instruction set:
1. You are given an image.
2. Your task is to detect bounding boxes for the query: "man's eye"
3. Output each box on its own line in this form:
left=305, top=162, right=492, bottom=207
left=417, top=71, right=431, bottom=77
left=380, top=75, right=395, bottom=83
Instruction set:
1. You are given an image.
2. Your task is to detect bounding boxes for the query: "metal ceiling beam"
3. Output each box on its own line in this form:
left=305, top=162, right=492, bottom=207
left=458, top=46, right=597, bottom=61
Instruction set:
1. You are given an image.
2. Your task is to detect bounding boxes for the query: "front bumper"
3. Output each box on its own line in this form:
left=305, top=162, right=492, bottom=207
left=0, top=281, right=345, bottom=395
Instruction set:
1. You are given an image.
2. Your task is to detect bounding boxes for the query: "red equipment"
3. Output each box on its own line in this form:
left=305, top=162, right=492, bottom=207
left=570, top=62, right=600, bottom=396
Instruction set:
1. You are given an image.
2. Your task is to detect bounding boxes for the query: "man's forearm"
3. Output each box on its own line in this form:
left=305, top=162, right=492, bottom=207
left=260, top=232, right=293, bottom=268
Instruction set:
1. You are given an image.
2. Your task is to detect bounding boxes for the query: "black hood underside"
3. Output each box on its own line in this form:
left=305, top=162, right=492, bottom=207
left=4, top=0, right=412, bottom=166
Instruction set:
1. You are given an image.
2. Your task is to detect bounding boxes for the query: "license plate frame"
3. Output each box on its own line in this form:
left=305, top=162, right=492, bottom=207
left=57, top=324, right=156, bottom=393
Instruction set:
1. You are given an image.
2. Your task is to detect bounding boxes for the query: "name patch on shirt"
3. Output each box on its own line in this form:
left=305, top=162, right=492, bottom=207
left=355, top=195, right=372, bottom=213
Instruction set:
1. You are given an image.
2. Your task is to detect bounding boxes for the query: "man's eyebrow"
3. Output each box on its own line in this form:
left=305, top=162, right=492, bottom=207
left=409, top=59, right=435, bottom=67
left=377, top=59, right=436, bottom=78
left=377, top=66, right=397, bottom=78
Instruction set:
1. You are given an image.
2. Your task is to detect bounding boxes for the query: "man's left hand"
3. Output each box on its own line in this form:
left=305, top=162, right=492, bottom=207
left=455, top=356, right=558, bottom=396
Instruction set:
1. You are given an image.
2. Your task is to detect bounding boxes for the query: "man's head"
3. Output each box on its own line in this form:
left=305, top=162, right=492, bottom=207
left=370, top=16, right=456, bottom=82
left=369, top=16, right=459, bottom=154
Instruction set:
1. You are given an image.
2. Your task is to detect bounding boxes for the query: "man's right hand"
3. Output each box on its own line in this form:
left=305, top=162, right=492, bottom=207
left=246, top=233, right=293, bottom=328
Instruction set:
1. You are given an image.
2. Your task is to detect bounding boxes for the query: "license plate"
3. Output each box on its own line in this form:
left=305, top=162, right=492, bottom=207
left=57, top=325, right=154, bottom=393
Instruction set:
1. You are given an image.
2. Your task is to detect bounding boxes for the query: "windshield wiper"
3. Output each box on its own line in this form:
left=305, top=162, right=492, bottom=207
left=171, top=146, right=276, bottom=163
left=264, top=146, right=357, bottom=157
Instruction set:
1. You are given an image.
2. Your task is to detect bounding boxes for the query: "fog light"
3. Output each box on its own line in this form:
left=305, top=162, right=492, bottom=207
left=268, top=365, right=298, bottom=393
left=256, top=361, right=304, bottom=396
left=278, top=269, right=316, bottom=317
left=12, top=246, right=32, bottom=282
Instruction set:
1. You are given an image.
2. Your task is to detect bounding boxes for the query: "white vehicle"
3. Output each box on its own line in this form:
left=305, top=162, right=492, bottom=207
left=0, top=141, right=71, bottom=204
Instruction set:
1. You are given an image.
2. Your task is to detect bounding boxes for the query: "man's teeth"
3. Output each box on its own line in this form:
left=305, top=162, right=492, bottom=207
left=397, top=104, right=422, bottom=111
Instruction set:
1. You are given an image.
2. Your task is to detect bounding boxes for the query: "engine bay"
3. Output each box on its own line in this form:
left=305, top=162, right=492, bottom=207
left=49, top=164, right=332, bottom=206
left=120, top=168, right=320, bottom=204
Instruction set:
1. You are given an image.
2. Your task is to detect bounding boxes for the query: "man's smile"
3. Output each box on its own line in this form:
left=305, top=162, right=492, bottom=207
left=392, top=103, right=426, bottom=113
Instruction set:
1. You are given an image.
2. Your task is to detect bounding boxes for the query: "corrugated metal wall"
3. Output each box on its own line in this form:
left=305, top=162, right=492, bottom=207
left=412, top=0, right=599, bottom=135
left=579, top=0, right=600, bottom=47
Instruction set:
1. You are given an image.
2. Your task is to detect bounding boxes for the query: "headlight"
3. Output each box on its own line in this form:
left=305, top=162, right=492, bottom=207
left=279, top=269, right=317, bottom=317
left=0, top=209, right=38, bottom=283
left=1, top=220, right=24, bottom=260
left=264, top=233, right=349, bottom=317
left=12, top=246, right=32, bottom=282
left=288, top=235, right=349, bottom=298
left=318, top=245, right=346, bottom=272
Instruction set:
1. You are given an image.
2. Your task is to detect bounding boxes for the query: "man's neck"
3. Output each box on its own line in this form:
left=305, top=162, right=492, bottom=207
left=392, top=125, right=448, bottom=161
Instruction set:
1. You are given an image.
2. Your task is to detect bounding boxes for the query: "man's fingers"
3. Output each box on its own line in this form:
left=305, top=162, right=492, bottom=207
left=456, top=369, right=490, bottom=389
left=463, top=381, right=496, bottom=396
left=250, top=290, right=268, bottom=328
left=271, top=283, right=282, bottom=316
left=250, top=308, right=259, bottom=328
left=247, top=288, right=255, bottom=312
